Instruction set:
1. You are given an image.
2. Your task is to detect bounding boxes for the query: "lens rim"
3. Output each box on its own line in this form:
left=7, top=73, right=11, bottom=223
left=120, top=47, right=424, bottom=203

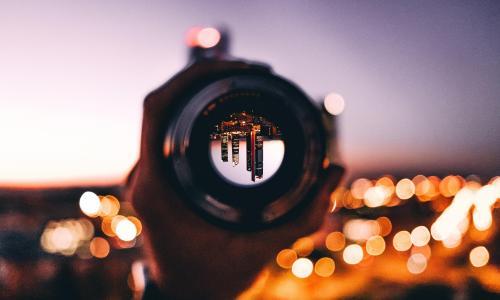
left=164, top=72, right=325, bottom=229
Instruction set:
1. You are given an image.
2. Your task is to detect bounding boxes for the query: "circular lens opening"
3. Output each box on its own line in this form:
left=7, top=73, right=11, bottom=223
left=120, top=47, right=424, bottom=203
left=209, top=111, right=285, bottom=186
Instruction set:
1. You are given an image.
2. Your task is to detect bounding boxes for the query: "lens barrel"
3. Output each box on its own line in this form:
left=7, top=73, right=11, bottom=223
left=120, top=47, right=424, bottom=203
left=163, top=62, right=327, bottom=230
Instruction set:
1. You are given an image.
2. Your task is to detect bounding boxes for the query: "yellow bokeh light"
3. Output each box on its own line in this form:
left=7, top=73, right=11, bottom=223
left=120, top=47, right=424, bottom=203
left=475, top=184, right=498, bottom=207
left=197, top=27, right=221, bottom=48
left=376, top=216, right=392, bottom=237
left=128, top=216, right=143, bottom=236
left=292, top=237, right=315, bottom=257
left=411, top=245, right=432, bottom=260
left=469, top=246, right=489, bottom=267
left=343, top=244, right=363, bottom=265
left=439, top=175, right=462, bottom=197
left=115, top=218, right=138, bottom=242
left=325, top=231, right=345, bottom=252
left=343, top=219, right=380, bottom=242
left=79, top=191, right=100, bottom=217
left=410, top=226, right=431, bottom=247
left=291, top=258, right=313, bottom=279
left=51, top=227, right=74, bottom=250
left=376, top=177, right=395, bottom=195
left=99, top=195, right=120, bottom=217
left=314, top=257, right=335, bottom=277
left=393, top=231, right=412, bottom=251
left=363, top=186, right=389, bottom=207
left=351, top=178, right=373, bottom=200
left=407, top=253, right=427, bottom=274
left=441, top=228, right=462, bottom=248
left=472, top=208, right=492, bottom=231
left=101, top=216, right=115, bottom=237
left=395, top=179, right=415, bottom=200
left=323, top=93, right=345, bottom=116
left=111, top=215, right=127, bottom=233
left=366, top=235, right=385, bottom=256
left=276, top=249, right=297, bottom=269
left=413, top=175, right=431, bottom=197
left=89, top=237, right=110, bottom=259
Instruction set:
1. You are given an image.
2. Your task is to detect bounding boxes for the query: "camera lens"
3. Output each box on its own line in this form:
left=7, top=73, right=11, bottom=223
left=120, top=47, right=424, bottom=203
left=164, top=68, right=326, bottom=229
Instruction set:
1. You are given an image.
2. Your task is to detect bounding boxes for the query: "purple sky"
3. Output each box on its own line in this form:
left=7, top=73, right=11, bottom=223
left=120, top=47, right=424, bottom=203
left=1, top=1, right=499, bottom=185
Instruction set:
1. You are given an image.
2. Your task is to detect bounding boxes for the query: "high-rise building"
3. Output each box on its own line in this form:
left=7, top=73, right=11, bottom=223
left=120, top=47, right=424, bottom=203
left=221, top=133, right=228, bottom=162
left=232, top=134, right=239, bottom=166
left=255, top=134, right=263, bottom=178
left=246, top=132, right=251, bottom=171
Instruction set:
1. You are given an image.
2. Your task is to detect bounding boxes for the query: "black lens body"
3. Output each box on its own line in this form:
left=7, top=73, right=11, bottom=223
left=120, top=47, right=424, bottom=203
left=163, top=61, right=327, bottom=230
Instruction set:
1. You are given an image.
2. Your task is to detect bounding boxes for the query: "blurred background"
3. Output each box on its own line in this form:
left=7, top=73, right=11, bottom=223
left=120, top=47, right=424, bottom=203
left=0, top=1, right=499, bottom=299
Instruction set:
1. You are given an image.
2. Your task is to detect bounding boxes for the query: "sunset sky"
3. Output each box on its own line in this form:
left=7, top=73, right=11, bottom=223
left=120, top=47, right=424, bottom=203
left=1, top=1, right=499, bottom=185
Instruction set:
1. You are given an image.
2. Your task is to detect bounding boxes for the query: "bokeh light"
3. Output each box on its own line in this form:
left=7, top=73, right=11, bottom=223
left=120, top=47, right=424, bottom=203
left=197, top=27, right=221, bottom=48
left=291, top=258, right=313, bottom=278
left=276, top=249, right=297, bottom=269
left=89, top=237, right=110, bottom=259
left=410, top=226, right=430, bottom=247
left=325, top=231, right=345, bottom=252
left=469, top=246, right=489, bottom=267
left=393, top=231, right=412, bottom=251
left=79, top=191, right=100, bottom=217
left=115, top=218, right=138, bottom=242
left=314, top=257, right=335, bottom=277
left=98, top=195, right=120, bottom=217
left=366, top=235, right=385, bottom=256
left=343, top=244, right=363, bottom=265
left=343, top=219, right=380, bottom=242
left=395, top=179, right=415, bottom=200
left=407, top=253, right=427, bottom=274
left=351, top=178, right=372, bottom=199
left=292, top=237, right=314, bottom=257
left=323, top=93, right=345, bottom=116
left=376, top=216, right=392, bottom=237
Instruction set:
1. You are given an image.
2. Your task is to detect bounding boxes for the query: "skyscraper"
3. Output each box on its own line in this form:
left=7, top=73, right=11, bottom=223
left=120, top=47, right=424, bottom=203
left=232, top=134, right=239, bottom=166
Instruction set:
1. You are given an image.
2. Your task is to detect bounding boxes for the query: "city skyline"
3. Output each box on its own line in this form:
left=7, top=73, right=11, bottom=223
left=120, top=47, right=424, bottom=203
left=210, top=112, right=281, bottom=182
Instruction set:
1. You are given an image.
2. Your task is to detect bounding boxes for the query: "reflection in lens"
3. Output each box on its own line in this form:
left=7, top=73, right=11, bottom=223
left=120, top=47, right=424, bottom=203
left=209, top=111, right=284, bottom=186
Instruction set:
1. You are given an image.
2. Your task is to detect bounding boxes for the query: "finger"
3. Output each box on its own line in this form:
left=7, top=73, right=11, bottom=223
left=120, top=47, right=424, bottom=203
left=280, top=164, right=345, bottom=241
left=140, top=60, right=259, bottom=169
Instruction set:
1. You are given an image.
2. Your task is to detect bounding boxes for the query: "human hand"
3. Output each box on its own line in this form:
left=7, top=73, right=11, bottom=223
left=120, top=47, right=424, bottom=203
left=126, top=60, right=344, bottom=299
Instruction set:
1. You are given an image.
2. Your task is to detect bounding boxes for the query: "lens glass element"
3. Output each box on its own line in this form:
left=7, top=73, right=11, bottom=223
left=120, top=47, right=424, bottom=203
left=209, top=111, right=284, bottom=186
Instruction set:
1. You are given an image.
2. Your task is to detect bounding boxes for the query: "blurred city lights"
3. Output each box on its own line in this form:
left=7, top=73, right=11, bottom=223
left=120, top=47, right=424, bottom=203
left=363, top=186, right=389, bottom=207
left=115, top=218, right=138, bottom=242
left=276, top=249, right=297, bottom=269
left=350, top=178, right=372, bottom=199
left=469, top=246, right=490, bottom=268
left=89, top=237, right=110, bottom=259
left=407, top=253, right=427, bottom=274
left=343, top=219, right=380, bottom=242
left=366, top=235, right=385, bottom=256
left=314, top=257, right=335, bottom=277
left=393, top=231, right=412, bottom=251
left=98, top=195, right=120, bottom=217
left=343, top=244, right=363, bottom=265
left=472, top=207, right=492, bottom=231
left=376, top=216, right=392, bottom=237
left=40, top=218, right=95, bottom=256
left=325, top=231, right=345, bottom=252
left=323, top=93, right=345, bottom=116
left=197, top=27, right=221, bottom=48
left=291, top=258, right=313, bottom=278
left=292, top=237, right=315, bottom=257
left=79, top=191, right=100, bottom=217
left=395, top=178, right=415, bottom=200
left=411, top=245, right=432, bottom=260
left=439, top=175, right=462, bottom=197
left=410, top=226, right=430, bottom=247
